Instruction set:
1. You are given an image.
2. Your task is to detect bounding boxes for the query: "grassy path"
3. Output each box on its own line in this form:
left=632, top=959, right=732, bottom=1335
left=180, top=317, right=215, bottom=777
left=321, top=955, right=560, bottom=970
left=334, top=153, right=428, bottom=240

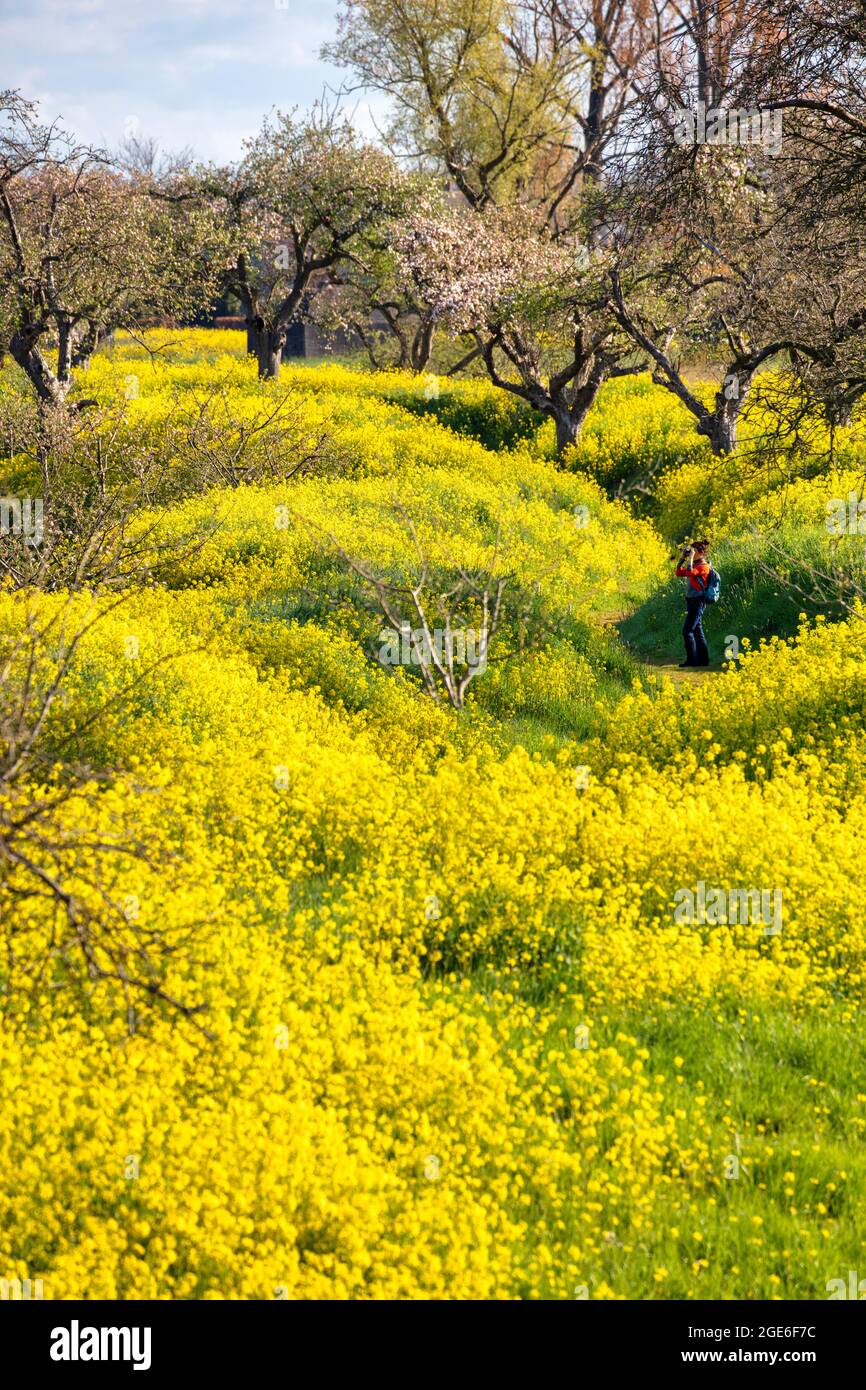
left=640, top=657, right=720, bottom=687
left=596, top=608, right=721, bottom=688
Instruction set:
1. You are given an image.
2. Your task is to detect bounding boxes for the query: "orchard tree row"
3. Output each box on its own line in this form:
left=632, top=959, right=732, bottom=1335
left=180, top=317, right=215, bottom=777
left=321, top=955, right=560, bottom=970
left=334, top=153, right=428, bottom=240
left=2, top=0, right=865, bottom=456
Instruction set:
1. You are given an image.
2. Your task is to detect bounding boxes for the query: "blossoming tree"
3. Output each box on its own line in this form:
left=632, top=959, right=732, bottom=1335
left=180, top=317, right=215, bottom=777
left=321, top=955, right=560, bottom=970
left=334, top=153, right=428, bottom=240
left=327, top=1, right=662, bottom=444
left=393, top=201, right=640, bottom=453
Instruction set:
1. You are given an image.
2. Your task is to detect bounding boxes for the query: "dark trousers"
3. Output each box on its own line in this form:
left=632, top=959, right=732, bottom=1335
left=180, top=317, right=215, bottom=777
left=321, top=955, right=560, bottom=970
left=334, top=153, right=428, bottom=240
left=682, top=597, right=709, bottom=665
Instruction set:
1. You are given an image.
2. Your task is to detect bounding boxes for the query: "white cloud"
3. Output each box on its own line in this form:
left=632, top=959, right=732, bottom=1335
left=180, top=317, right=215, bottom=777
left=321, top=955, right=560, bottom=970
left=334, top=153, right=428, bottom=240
left=0, top=0, right=379, bottom=161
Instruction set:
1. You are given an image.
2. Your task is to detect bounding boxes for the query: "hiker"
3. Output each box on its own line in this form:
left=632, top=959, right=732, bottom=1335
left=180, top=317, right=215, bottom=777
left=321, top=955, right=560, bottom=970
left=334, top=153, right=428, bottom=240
left=675, top=538, right=712, bottom=667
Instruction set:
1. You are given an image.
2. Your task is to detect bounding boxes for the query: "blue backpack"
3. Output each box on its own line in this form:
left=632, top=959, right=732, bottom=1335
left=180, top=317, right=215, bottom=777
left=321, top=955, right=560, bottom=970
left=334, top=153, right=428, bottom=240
left=702, top=566, right=721, bottom=603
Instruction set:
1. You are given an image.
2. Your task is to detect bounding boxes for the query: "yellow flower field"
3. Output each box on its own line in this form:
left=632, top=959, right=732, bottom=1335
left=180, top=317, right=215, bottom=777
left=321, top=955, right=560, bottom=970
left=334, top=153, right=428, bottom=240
left=1, top=331, right=864, bottom=1301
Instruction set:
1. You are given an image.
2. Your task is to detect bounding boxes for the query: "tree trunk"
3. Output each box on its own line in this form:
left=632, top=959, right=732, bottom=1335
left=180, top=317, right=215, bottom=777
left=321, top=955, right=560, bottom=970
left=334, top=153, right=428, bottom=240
left=71, top=320, right=102, bottom=372
left=410, top=319, right=435, bottom=375
left=250, top=319, right=285, bottom=380
left=56, top=319, right=74, bottom=386
left=699, top=393, right=743, bottom=455
left=9, top=332, right=69, bottom=408
left=705, top=412, right=738, bottom=455
left=549, top=368, right=605, bottom=457
left=552, top=405, right=582, bottom=455
left=262, top=329, right=284, bottom=380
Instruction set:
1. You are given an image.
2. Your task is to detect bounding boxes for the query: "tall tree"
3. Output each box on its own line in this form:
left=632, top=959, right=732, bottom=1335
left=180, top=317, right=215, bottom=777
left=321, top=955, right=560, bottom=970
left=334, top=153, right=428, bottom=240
left=0, top=92, right=224, bottom=410
left=327, top=0, right=657, bottom=227
left=195, top=107, right=422, bottom=380
left=394, top=201, right=638, bottom=452
left=328, top=1, right=663, bottom=441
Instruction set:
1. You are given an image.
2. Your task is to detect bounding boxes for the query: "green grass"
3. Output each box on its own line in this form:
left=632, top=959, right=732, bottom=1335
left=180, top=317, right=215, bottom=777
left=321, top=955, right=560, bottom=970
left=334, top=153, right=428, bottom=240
left=449, top=964, right=866, bottom=1298
left=591, top=999, right=866, bottom=1299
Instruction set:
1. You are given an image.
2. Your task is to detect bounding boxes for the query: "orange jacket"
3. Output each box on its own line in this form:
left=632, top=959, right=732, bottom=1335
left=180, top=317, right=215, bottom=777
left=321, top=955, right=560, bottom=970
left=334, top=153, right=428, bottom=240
left=676, top=560, right=710, bottom=596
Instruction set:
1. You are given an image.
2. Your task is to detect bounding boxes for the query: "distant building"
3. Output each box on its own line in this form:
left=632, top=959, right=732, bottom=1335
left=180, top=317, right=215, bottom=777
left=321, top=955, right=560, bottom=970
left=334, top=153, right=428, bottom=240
left=211, top=314, right=367, bottom=359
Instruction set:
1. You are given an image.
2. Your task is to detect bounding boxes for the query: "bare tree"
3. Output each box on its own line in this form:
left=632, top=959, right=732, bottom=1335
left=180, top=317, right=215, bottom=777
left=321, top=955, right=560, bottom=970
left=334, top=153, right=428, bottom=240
left=0, top=590, right=215, bottom=1031
left=0, top=375, right=337, bottom=1026
left=602, top=0, right=866, bottom=455
left=328, top=2, right=665, bottom=436
left=320, top=502, right=549, bottom=709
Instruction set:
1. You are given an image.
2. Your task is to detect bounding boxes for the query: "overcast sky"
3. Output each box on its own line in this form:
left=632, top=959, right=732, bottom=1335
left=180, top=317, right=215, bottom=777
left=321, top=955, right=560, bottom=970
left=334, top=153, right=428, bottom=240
left=0, top=0, right=385, bottom=162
